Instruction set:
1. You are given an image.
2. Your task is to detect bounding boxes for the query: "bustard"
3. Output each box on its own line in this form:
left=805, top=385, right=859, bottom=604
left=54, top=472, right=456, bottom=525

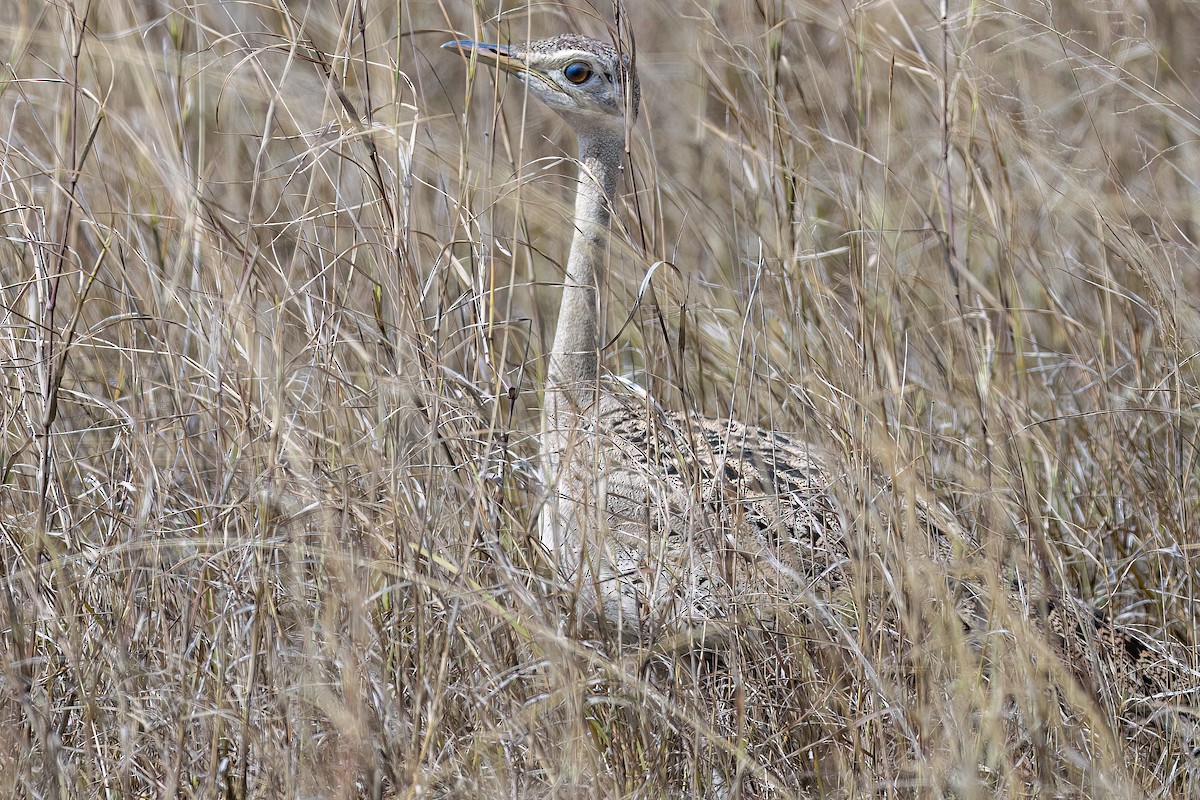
left=443, top=36, right=1198, bottom=747
left=444, top=33, right=848, bottom=643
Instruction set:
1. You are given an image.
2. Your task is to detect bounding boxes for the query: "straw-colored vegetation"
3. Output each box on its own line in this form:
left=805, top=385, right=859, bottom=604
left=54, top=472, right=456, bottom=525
left=1, top=1, right=1198, bottom=797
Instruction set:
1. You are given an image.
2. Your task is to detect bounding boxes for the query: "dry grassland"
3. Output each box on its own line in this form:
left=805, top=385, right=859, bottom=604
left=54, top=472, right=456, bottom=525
left=1, top=0, right=1199, bottom=797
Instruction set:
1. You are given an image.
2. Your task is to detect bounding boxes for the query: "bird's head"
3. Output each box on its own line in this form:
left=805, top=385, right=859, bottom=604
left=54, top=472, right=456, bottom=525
left=443, top=34, right=639, bottom=137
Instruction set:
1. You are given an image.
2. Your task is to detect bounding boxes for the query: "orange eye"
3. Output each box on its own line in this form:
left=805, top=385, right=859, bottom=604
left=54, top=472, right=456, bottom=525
left=564, top=62, right=592, bottom=84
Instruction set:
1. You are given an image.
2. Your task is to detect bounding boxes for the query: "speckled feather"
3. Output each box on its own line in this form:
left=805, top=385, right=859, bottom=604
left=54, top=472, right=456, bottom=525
left=548, top=387, right=872, bottom=639
left=508, top=34, right=640, bottom=119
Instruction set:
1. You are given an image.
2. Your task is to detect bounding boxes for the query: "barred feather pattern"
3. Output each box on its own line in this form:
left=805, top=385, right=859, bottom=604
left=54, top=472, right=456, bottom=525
left=546, top=387, right=848, bottom=640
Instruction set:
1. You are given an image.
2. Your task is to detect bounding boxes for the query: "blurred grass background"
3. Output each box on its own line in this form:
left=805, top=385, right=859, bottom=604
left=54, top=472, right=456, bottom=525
left=1, top=0, right=1199, bottom=797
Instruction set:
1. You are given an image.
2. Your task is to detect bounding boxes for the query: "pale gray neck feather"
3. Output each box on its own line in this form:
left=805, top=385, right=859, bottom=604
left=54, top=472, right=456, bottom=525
left=539, top=128, right=623, bottom=556
left=545, top=129, right=623, bottom=412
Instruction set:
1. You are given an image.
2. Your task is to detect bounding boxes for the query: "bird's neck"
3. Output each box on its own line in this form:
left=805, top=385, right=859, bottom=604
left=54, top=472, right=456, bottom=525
left=546, top=129, right=623, bottom=402
left=539, top=128, right=623, bottom=557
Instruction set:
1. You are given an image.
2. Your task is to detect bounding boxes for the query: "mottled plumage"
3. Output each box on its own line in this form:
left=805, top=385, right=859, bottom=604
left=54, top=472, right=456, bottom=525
left=548, top=389, right=846, bottom=640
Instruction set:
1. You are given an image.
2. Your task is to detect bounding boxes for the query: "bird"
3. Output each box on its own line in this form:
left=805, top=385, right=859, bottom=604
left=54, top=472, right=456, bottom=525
left=442, top=35, right=1198, bottom=753
left=442, top=33, right=853, bottom=645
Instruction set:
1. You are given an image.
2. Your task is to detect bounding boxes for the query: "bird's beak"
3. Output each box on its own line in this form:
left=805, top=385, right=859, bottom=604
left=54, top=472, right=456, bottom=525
left=441, top=39, right=525, bottom=77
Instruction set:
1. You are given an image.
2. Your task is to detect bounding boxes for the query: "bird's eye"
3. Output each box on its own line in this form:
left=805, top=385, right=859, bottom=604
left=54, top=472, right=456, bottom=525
left=564, top=62, right=592, bottom=84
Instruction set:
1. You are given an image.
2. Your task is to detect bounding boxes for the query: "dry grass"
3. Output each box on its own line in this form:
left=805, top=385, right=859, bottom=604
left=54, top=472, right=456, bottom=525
left=2, top=0, right=1199, bottom=797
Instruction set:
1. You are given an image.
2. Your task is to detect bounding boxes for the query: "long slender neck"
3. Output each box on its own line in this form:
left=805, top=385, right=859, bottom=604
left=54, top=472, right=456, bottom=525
left=545, top=129, right=623, bottom=404
left=539, top=127, right=623, bottom=556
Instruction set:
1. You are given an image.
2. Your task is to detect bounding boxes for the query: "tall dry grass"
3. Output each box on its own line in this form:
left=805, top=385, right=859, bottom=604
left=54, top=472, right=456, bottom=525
left=1, top=0, right=1198, bottom=797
